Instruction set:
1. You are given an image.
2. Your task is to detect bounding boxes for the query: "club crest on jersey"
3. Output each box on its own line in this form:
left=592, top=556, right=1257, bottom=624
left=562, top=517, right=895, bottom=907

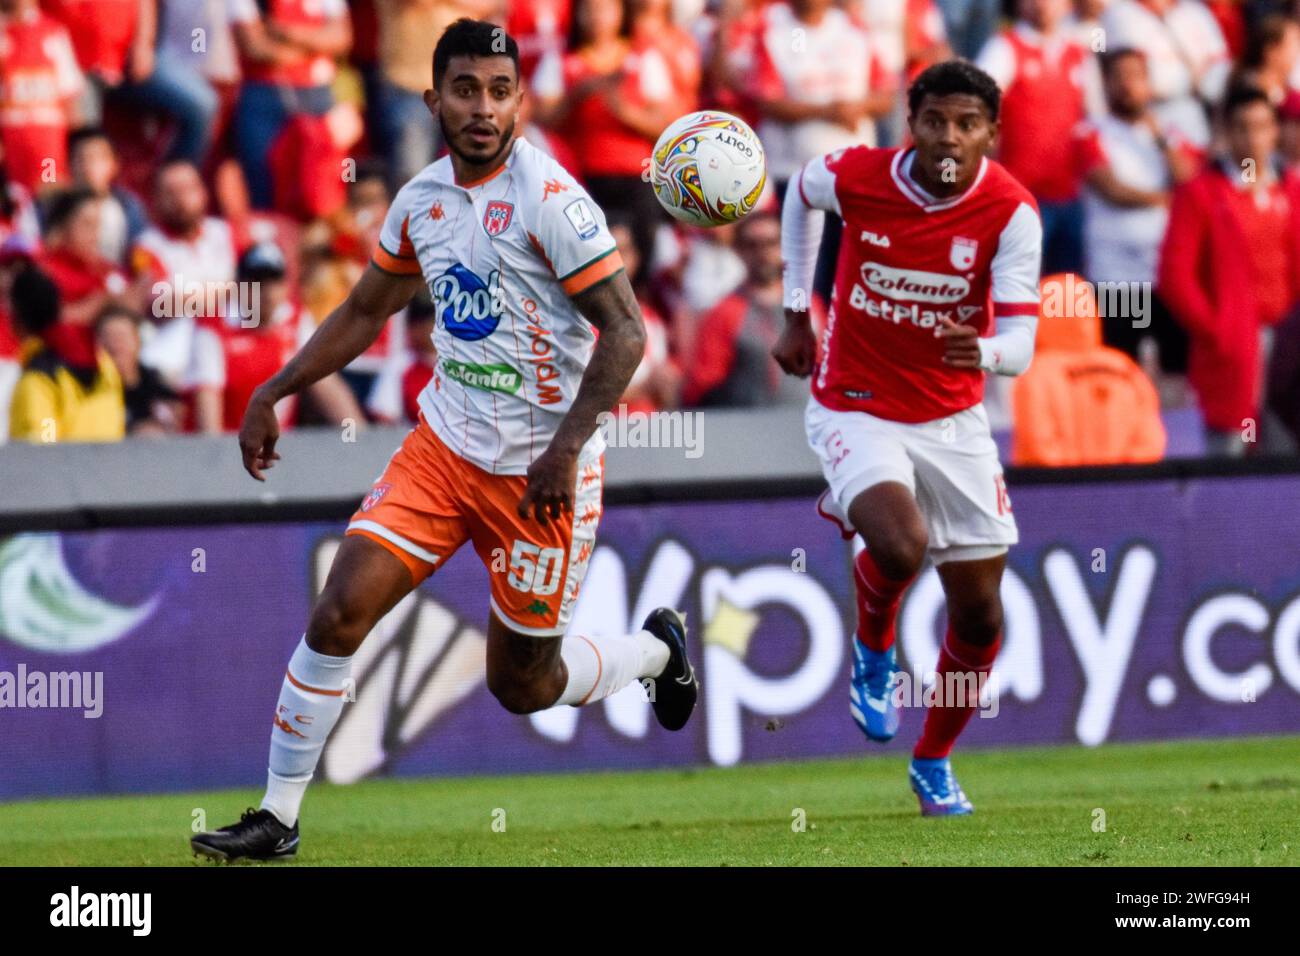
left=483, top=201, right=514, bottom=237
left=432, top=263, right=504, bottom=341
left=950, top=237, right=978, bottom=270
left=360, top=482, right=391, bottom=512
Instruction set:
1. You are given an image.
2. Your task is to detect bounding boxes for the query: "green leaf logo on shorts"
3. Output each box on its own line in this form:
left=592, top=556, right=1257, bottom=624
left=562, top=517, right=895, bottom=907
left=441, top=359, right=523, bottom=395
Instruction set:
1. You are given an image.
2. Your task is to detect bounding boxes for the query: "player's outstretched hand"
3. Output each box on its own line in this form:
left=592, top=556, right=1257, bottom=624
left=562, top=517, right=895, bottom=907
left=238, top=387, right=282, bottom=482
left=773, top=310, right=818, bottom=377
left=937, top=317, right=982, bottom=368
left=519, top=446, right=579, bottom=526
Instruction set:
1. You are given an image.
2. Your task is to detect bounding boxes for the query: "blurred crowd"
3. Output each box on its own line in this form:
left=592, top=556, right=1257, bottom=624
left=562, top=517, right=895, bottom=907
left=2, top=0, right=1300, bottom=463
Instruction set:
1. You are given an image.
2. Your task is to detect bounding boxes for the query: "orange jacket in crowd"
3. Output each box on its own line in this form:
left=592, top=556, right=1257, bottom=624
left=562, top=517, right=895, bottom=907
left=1012, top=274, right=1166, bottom=467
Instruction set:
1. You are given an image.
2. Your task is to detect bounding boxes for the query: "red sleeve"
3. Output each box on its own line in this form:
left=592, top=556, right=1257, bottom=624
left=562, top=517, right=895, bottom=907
left=748, top=28, right=785, bottom=102
left=681, top=296, right=746, bottom=406
left=1158, top=180, right=1217, bottom=340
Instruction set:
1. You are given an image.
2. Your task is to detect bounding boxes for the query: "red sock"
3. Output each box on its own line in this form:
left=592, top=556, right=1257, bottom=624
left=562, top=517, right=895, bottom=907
left=853, top=549, right=915, bottom=652
left=913, top=627, right=1002, bottom=759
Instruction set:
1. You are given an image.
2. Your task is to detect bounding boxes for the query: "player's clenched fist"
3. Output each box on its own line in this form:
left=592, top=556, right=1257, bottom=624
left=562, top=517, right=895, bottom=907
left=773, top=310, right=819, bottom=377
left=937, top=317, right=982, bottom=368
left=238, top=387, right=283, bottom=481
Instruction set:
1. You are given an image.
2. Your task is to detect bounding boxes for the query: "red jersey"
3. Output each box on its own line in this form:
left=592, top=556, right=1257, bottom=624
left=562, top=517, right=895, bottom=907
left=191, top=307, right=307, bottom=431
left=0, top=8, right=83, bottom=191
left=798, top=146, right=1042, bottom=423
left=40, top=0, right=138, bottom=82
left=976, top=25, right=1091, bottom=202
left=229, top=0, right=346, bottom=88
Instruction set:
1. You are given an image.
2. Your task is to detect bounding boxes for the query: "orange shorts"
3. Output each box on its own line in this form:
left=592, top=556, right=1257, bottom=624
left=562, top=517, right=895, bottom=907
left=345, top=412, right=604, bottom=637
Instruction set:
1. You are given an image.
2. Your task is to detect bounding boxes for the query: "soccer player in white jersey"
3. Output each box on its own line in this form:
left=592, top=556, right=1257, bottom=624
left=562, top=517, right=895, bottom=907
left=774, top=61, right=1043, bottom=816
left=192, top=19, right=698, bottom=861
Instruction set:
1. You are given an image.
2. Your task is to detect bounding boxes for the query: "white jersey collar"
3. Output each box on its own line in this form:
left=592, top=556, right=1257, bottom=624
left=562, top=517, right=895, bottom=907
left=891, top=148, right=989, bottom=212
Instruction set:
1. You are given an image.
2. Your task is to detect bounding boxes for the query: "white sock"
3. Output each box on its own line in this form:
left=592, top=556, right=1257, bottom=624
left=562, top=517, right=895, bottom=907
left=260, top=635, right=352, bottom=826
left=556, top=630, right=670, bottom=706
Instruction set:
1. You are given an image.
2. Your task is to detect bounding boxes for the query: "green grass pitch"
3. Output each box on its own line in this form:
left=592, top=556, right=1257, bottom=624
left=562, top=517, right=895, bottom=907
left=2, top=736, right=1297, bottom=866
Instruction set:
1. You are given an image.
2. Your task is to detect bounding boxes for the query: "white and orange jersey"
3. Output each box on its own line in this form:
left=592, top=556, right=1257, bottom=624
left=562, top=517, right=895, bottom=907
left=374, top=137, right=623, bottom=475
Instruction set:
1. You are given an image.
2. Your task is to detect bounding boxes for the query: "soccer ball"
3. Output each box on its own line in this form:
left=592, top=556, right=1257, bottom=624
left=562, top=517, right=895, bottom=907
left=650, top=111, right=767, bottom=227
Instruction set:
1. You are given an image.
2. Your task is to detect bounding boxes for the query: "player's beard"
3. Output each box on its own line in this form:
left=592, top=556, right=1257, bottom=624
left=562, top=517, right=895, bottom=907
left=441, top=114, right=517, bottom=172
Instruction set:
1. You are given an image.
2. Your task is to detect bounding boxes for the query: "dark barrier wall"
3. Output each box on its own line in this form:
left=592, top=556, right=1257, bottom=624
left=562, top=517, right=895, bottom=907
left=2, top=473, right=1300, bottom=800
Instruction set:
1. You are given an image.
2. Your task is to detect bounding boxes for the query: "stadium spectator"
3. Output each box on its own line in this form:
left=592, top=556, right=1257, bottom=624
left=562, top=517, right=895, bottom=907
left=367, top=289, right=436, bottom=425
left=533, top=0, right=699, bottom=268
left=94, top=303, right=184, bottom=435
left=1231, top=13, right=1300, bottom=104
left=508, top=0, right=571, bottom=84
left=130, top=159, right=237, bottom=390
left=748, top=0, right=892, bottom=300
left=229, top=0, right=352, bottom=209
left=1011, top=273, right=1166, bottom=465
left=7, top=263, right=126, bottom=442
left=977, top=0, right=1101, bottom=274
left=0, top=0, right=85, bottom=194
left=852, top=0, right=951, bottom=147
left=129, top=0, right=239, bottom=167
left=190, top=241, right=362, bottom=433
left=609, top=214, right=679, bottom=414
left=1265, top=301, right=1300, bottom=451
left=1159, top=85, right=1300, bottom=456
left=1076, top=47, right=1199, bottom=373
left=683, top=210, right=823, bottom=407
left=67, top=127, right=149, bottom=264
left=1100, top=0, right=1231, bottom=147
left=37, top=188, right=137, bottom=328
left=40, top=0, right=151, bottom=125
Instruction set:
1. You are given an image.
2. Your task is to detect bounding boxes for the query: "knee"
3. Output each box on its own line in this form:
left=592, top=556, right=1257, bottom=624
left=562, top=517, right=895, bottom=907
left=948, top=595, right=1003, bottom=646
left=486, top=672, right=554, bottom=715
left=868, top=525, right=929, bottom=580
left=306, top=591, right=371, bottom=657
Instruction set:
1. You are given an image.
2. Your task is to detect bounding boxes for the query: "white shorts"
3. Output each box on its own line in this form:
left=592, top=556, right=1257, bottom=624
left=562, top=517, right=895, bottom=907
left=805, top=396, right=1018, bottom=562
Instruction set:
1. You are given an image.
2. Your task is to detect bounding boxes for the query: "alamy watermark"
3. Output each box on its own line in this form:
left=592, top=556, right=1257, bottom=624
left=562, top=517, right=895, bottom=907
left=596, top=403, right=704, bottom=459
left=0, top=665, right=103, bottom=718
left=1041, top=273, right=1151, bottom=329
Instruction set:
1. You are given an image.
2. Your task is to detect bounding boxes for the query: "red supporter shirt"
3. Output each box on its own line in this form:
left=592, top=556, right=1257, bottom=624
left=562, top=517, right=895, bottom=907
left=401, top=355, right=435, bottom=424
left=40, top=0, right=138, bottom=82
left=228, top=0, right=346, bottom=88
left=977, top=24, right=1092, bottom=202
left=1225, top=179, right=1294, bottom=328
left=191, top=307, right=307, bottom=431
left=0, top=8, right=83, bottom=191
left=508, top=0, right=570, bottom=83
left=796, top=146, right=1043, bottom=423
left=555, top=33, right=698, bottom=179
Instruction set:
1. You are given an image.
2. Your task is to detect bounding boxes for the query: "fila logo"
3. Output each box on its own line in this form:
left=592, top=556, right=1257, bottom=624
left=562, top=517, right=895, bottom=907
left=860, top=230, right=891, bottom=248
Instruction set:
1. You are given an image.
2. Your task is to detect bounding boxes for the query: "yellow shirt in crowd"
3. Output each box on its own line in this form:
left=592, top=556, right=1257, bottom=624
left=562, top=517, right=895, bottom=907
left=8, top=338, right=126, bottom=444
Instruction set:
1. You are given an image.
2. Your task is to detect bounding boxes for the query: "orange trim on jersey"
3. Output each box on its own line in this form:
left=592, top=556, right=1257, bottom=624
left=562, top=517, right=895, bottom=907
left=456, top=162, right=509, bottom=189
left=527, top=231, right=556, bottom=275
left=285, top=669, right=346, bottom=697
left=372, top=245, right=422, bottom=276
left=575, top=634, right=603, bottom=705
left=397, top=215, right=416, bottom=257
left=560, top=249, right=624, bottom=296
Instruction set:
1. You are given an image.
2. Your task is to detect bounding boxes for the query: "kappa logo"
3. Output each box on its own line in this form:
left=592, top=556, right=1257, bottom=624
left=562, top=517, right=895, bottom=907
left=483, top=200, right=513, bottom=237
left=360, top=482, right=391, bottom=512
left=430, top=200, right=445, bottom=220
left=950, top=236, right=978, bottom=270
left=542, top=179, right=570, bottom=201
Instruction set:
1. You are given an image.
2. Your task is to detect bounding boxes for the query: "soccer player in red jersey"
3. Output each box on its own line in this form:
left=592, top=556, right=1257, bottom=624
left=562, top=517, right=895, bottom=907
left=774, top=60, right=1043, bottom=816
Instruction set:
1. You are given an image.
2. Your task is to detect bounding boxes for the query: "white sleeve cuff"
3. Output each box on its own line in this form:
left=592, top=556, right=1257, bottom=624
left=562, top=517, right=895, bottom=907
left=977, top=314, right=1037, bottom=376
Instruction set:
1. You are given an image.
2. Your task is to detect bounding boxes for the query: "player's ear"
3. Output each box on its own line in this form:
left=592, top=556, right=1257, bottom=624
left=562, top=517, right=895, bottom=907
left=423, top=87, right=438, bottom=117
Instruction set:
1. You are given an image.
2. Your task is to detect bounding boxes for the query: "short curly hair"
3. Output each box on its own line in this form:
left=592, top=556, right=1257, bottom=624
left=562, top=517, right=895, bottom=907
left=907, top=59, right=1001, bottom=121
